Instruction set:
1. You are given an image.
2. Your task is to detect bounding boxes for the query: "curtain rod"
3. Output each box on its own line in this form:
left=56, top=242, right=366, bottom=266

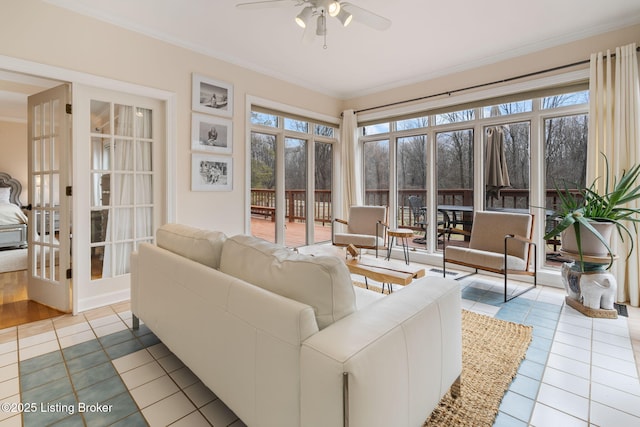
left=353, top=46, right=640, bottom=115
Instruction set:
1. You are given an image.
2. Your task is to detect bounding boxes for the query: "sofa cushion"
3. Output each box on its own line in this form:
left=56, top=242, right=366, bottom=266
left=156, top=224, right=226, bottom=269
left=219, top=235, right=356, bottom=329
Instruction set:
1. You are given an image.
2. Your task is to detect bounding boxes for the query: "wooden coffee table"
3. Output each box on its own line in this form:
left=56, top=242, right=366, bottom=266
left=296, top=245, right=426, bottom=292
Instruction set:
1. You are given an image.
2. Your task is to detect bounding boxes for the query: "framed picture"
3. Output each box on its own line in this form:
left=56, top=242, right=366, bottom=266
left=191, top=113, right=232, bottom=154
left=191, top=153, right=233, bottom=191
left=192, top=73, right=233, bottom=117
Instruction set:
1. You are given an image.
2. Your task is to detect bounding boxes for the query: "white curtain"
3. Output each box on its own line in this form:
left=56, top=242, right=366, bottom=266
left=587, top=43, right=640, bottom=305
left=103, top=105, right=153, bottom=277
left=340, top=110, right=362, bottom=219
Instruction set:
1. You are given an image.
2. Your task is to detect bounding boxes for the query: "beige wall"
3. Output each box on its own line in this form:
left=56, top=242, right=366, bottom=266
left=0, top=0, right=341, bottom=234
left=0, top=120, right=27, bottom=203
left=344, top=23, right=640, bottom=114
left=1, top=1, right=639, bottom=235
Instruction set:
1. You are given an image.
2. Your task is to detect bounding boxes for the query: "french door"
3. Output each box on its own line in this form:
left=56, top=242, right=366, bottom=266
left=74, top=85, right=165, bottom=311
left=27, top=84, right=72, bottom=312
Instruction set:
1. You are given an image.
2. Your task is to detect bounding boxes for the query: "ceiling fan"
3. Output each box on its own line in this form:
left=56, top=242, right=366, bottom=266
left=236, top=1, right=392, bottom=48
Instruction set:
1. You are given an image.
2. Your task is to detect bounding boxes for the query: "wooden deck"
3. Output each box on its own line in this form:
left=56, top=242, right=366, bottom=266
left=249, top=217, right=465, bottom=250
left=249, top=217, right=562, bottom=267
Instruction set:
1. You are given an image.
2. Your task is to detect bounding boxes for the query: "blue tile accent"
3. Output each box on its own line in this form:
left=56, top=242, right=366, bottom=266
left=105, top=338, right=145, bottom=359
left=22, top=376, right=74, bottom=405
left=71, top=361, right=117, bottom=391
left=509, top=374, right=541, bottom=400
left=20, top=361, right=68, bottom=391
left=98, top=329, right=135, bottom=348
left=62, top=340, right=103, bottom=361
left=498, top=390, right=535, bottom=423
left=19, top=350, right=63, bottom=374
left=108, top=411, right=149, bottom=427
left=531, top=324, right=556, bottom=340
left=18, top=324, right=156, bottom=426
left=76, top=375, right=127, bottom=405
left=23, top=394, right=78, bottom=427
left=526, top=346, right=549, bottom=365
left=529, top=334, right=553, bottom=353
left=523, top=315, right=559, bottom=330
left=517, top=359, right=546, bottom=381
left=66, top=349, right=110, bottom=374
left=82, top=392, right=139, bottom=427
left=50, top=413, right=86, bottom=426
left=496, top=310, right=528, bottom=324
left=493, top=411, right=529, bottom=427
left=137, top=332, right=161, bottom=348
left=457, top=280, right=565, bottom=426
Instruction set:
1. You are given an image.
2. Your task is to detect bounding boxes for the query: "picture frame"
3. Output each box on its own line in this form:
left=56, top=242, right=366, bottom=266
left=191, top=153, right=233, bottom=191
left=191, top=113, right=233, bottom=154
left=192, top=73, right=233, bottom=117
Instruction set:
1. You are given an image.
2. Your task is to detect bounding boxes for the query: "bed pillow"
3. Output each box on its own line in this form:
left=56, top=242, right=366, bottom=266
left=0, top=187, right=10, bottom=204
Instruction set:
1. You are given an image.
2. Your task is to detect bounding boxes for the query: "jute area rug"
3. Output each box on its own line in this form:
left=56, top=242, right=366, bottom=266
left=353, top=281, right=533, bottom=427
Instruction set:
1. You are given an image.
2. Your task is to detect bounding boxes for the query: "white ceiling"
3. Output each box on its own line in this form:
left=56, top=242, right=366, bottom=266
left=42, top=0, right=640, bottom=99
left=2, top=0, right=640, bottom=121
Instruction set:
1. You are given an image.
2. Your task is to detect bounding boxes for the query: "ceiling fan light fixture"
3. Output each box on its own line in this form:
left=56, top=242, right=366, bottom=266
left=327, top=1, right=340, bottom=17
left=295, top=6, right=313, bottom=28
left=316, top=14, right=327, bottom=36
left=337, top=8, right=352, bottom=26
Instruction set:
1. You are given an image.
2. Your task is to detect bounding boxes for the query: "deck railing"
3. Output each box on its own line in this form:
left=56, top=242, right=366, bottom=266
left=250, top=188, right=580, bottom=230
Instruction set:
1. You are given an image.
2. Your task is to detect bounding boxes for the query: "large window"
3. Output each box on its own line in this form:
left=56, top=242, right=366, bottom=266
left=359, top=89, right=589, bottom=267
left=397, top=135, right=427, bottom=235
left=250, top=107, right=338, bottom=247
left=364, top=140, right=390, bottom=206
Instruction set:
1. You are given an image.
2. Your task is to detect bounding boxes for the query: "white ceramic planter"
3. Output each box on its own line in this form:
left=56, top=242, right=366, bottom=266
left=560, top=221, right=615, bottom=257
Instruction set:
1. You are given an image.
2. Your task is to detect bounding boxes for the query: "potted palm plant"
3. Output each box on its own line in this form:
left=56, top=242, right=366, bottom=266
left=545, top=154, right=640, bottom=272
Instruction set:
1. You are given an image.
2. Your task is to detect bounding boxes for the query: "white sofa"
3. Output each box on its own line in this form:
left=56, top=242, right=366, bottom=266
left=131, top=224, right=462, bottom=427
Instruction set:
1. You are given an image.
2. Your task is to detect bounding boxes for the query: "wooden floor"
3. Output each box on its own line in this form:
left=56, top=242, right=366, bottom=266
left=0, top=269, right=64, bottom=329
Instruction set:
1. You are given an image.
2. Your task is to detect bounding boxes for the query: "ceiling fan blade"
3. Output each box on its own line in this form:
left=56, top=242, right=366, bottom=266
left=341, top=2, right=391, bottom=31
left=236, top=0, right=297, bottom=10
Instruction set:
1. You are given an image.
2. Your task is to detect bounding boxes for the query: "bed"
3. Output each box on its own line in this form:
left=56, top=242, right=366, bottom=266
left=0, top=172, right=28, bottom=249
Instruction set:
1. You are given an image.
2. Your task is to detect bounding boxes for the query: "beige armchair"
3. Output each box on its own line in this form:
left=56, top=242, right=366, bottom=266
left=332, top=205, right=388, bottom=257
left=443, top=211, right=537, bottom=302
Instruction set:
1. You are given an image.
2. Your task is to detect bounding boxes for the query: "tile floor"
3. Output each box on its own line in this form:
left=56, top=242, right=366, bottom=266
left=0, top=270, right=638, bottom=426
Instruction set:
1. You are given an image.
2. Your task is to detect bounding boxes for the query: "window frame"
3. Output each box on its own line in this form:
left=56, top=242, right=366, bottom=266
left=358, top=77, right=590, bottom=270
left=247, top=98, right=339, bottom=246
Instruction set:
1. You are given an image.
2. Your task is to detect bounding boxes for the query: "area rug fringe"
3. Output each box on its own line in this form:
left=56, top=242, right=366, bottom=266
left=424, top=309, right=532, bottom=426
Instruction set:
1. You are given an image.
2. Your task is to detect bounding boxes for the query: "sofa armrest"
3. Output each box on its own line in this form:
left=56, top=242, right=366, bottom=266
left=300, top=278, right=461, bottom=427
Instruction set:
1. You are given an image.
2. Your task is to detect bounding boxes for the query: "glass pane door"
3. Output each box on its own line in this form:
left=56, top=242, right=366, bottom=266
left=397, top=135, right=427, bottom=248
left=250, top=132, right=277, bottom=243
left=90, top=101, right=154, bottom=280
left=436, top=129, right=474, bottom=250
left=484, top=122, right=530, bottom=211
left=32, top=106, right=62, bottom=283
left=314, top=142, right=333, bottom=243
left=284, top=137, right=307, bottom=247
left=363, top=140, right=390, bottom=206
left=27, top=84, right=71, bottom=312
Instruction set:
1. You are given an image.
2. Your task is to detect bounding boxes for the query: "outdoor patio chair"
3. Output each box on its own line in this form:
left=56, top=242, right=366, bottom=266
left=442, top=210, right=537, bottom=302
left=407, top=196, right=427, bottom=244
left=332, top=205, right=388, bottom=258
left=408, top=196, right=451, bottom=243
